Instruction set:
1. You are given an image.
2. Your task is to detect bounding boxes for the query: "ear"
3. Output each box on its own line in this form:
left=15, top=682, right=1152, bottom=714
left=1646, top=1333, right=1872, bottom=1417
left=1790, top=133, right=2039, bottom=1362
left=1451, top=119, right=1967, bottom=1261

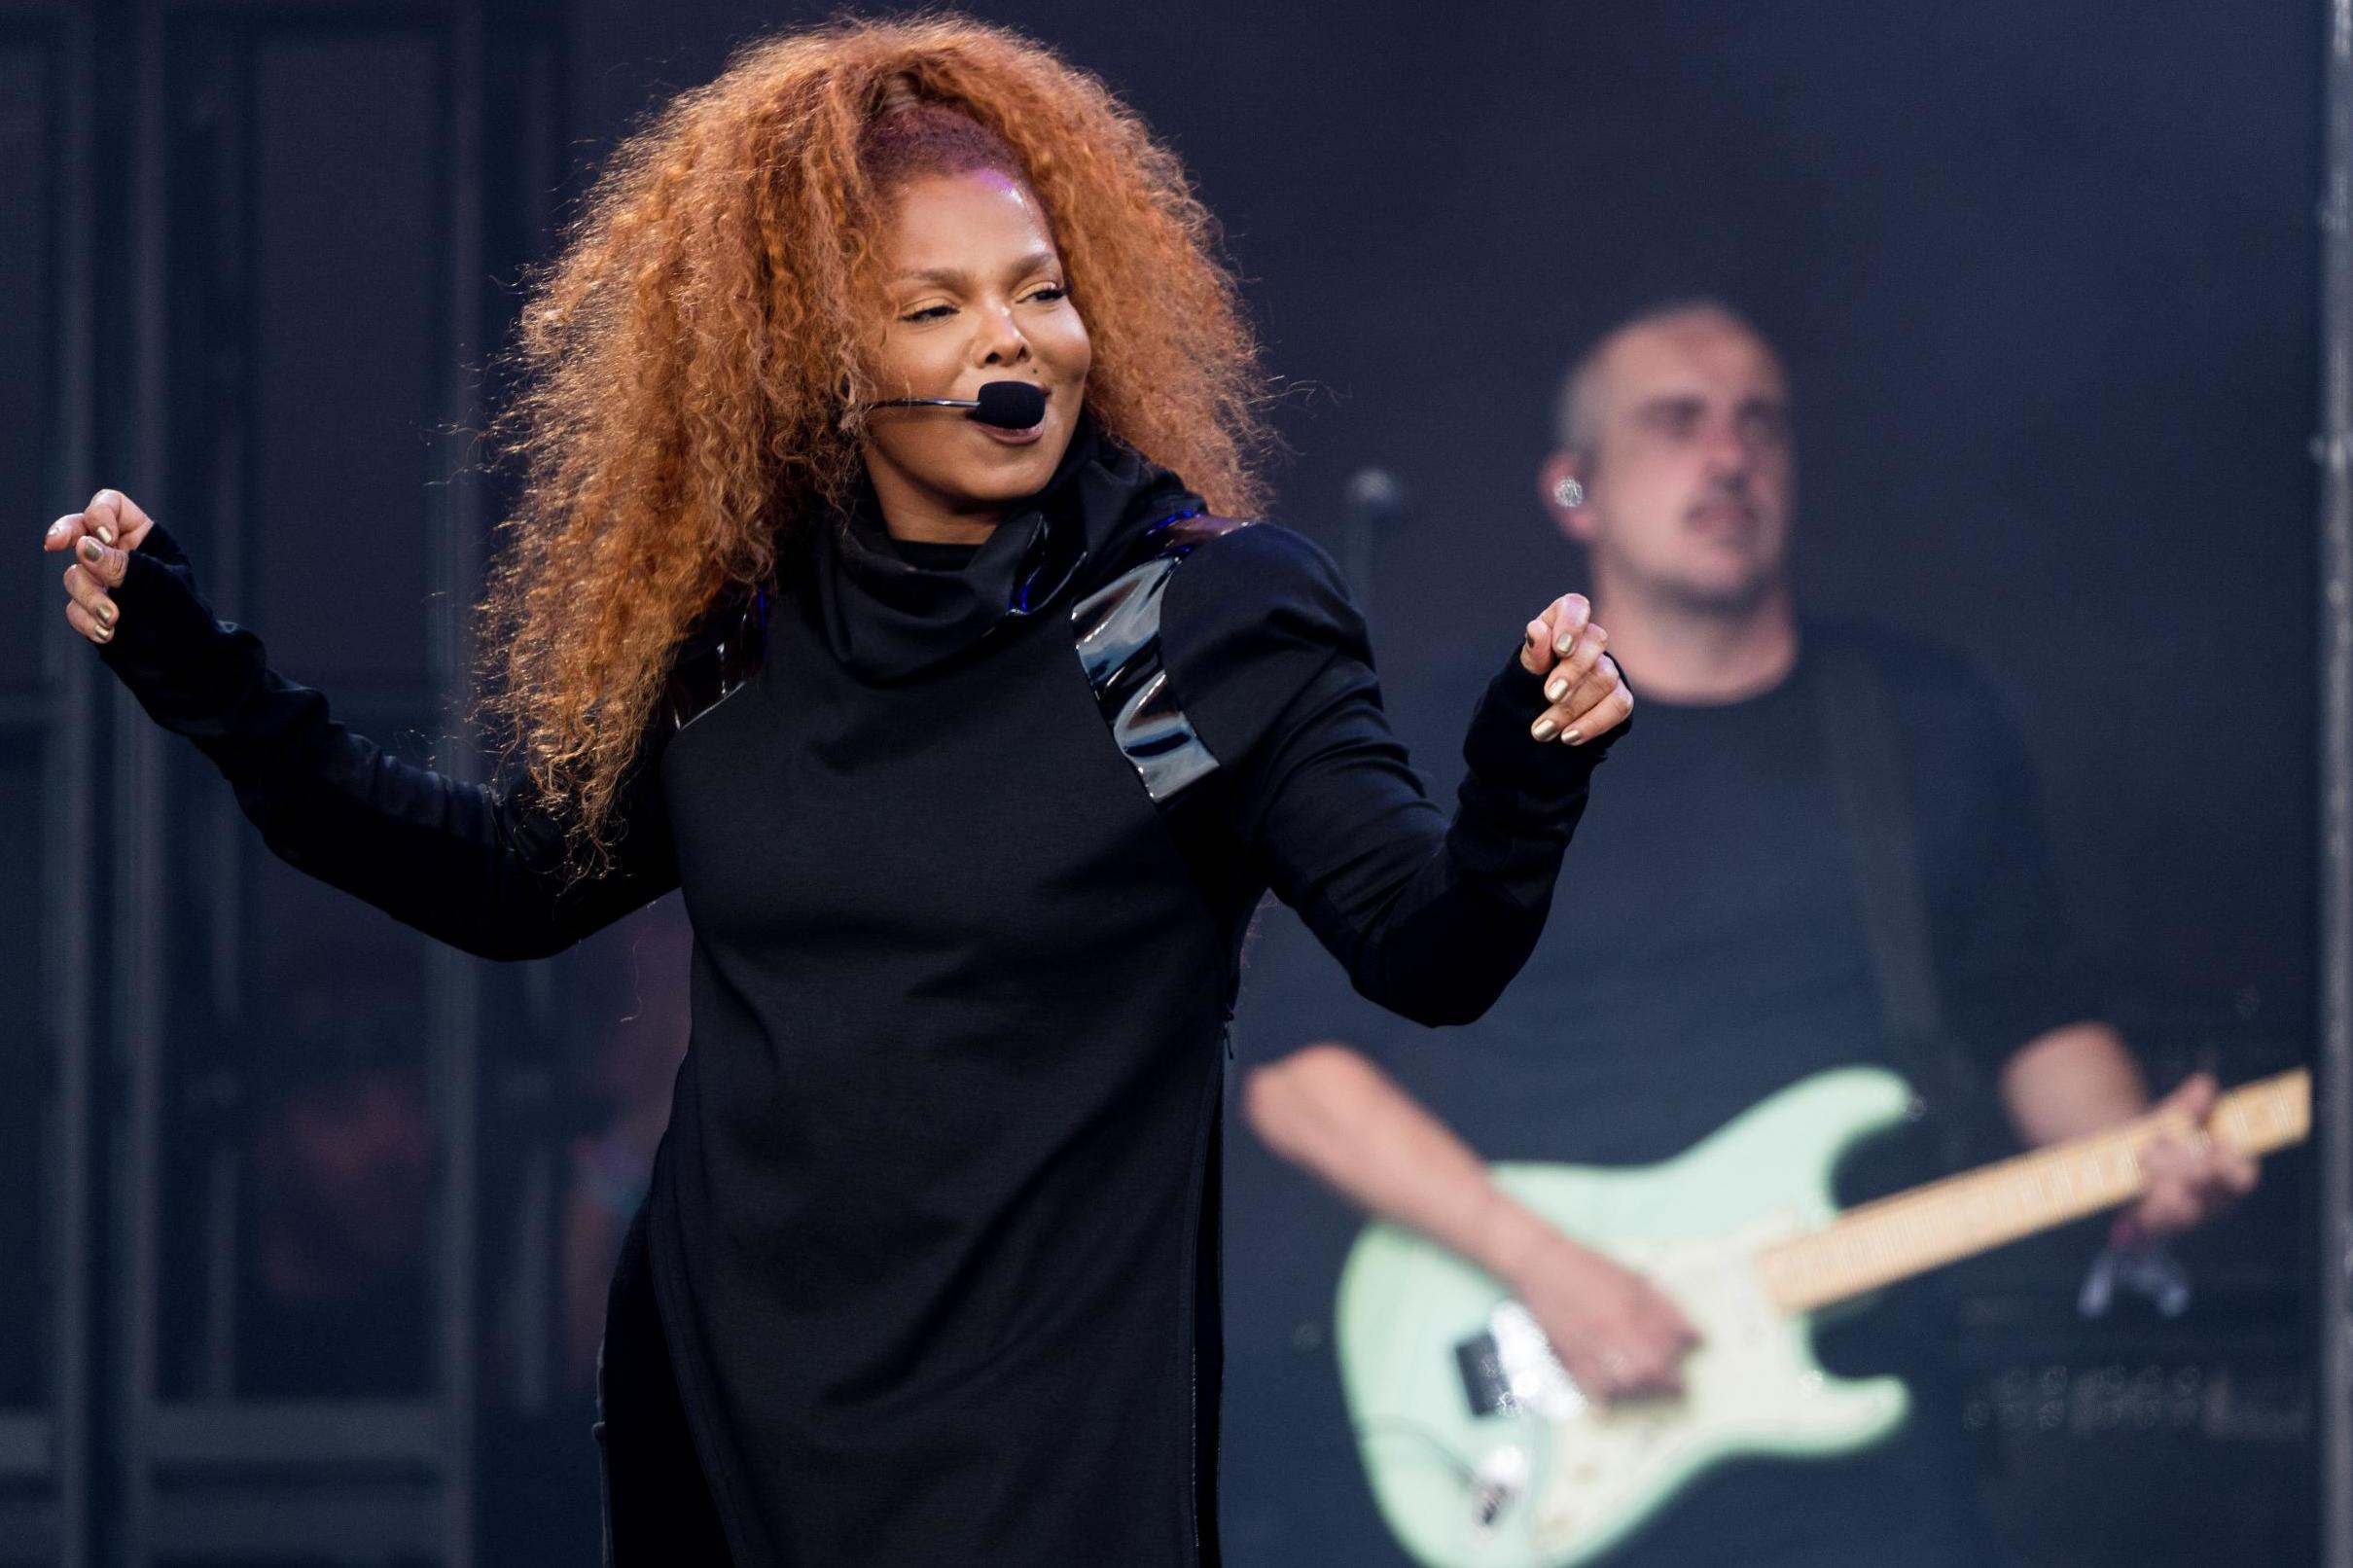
left=1538, top=450, right=1597, bottom=544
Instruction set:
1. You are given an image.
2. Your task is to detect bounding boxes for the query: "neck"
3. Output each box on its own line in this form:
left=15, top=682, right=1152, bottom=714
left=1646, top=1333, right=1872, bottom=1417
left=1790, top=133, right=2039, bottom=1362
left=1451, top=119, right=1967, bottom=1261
left=879, top=494, right=1004, bottom=546
left=866, top=464, right=1006, bottom=546
left=1588, top=572, right=1799, bottom=704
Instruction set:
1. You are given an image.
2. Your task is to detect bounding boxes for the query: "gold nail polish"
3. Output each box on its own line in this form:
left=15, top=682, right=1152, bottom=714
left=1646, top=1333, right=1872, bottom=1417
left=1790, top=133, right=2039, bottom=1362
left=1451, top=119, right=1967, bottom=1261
left=1545, top=677, right=1569, bottom=703
left=1564, top=727, right=1584, bottom=745
left=95, top=524, right=116, bottom=546
left=97, top=602, right=115, bottom=625
left=1553, top=632, right=1575, bottom=656
left=78, top=537, right=101, bottom=562
left=1531, top=717, right=1559, bottom=742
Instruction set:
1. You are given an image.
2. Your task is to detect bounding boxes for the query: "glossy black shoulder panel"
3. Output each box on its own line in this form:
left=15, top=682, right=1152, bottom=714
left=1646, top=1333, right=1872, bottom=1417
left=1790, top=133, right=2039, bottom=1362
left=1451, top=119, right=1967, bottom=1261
left=1070, top=512, right=1252, bottom=806
left=664, top=589, right=769, bottom=735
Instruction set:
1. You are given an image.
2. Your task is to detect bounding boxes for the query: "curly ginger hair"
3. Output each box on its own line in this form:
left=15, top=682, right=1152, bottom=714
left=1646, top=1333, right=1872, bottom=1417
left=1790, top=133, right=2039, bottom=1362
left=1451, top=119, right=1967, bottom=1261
left=481, top=15, right=1272, bottom=867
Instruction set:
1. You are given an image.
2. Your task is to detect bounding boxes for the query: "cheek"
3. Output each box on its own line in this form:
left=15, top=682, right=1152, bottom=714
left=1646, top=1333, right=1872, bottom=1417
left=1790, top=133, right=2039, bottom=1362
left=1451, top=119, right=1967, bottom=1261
left=1040, top=312, right=1092, bottom=380
left=875, top=326, right=956, bottom=396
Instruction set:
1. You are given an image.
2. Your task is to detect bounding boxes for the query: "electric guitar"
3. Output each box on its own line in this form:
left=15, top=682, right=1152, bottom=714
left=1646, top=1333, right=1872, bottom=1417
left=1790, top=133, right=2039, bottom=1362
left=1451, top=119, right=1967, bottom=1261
left=1332, top=1065, right=2309, bottom=1568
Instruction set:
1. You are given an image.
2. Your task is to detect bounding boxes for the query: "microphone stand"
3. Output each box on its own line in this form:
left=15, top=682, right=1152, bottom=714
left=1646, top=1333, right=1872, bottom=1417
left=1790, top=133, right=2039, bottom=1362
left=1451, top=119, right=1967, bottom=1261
left=1339, top=467, right=1409, bottom=623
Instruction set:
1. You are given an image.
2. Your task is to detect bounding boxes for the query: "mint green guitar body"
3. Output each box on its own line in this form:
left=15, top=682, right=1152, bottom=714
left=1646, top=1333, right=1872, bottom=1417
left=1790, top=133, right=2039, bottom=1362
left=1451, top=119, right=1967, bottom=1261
left=1333, top=1067, right=1918, bottom=1568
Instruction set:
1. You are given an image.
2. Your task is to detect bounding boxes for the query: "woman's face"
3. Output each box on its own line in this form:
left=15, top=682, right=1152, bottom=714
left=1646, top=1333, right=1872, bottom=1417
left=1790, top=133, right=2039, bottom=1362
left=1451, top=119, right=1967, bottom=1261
left=861, top=169, right=1092, bottom=539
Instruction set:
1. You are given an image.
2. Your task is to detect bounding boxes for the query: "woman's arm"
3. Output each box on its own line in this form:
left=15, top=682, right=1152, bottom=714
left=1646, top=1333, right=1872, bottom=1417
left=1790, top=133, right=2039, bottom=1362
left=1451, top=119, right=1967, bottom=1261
left=1161, top=524, right=1626, bottom=1026
left=51, top=491, right=676, bottom=959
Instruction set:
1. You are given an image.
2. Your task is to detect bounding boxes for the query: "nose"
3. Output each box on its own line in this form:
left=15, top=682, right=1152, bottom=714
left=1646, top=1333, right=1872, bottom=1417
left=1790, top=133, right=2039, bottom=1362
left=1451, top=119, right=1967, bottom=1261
left=974, top=301, right=1031, bottom=370
left=1700, top=414, right=1753, bottom=486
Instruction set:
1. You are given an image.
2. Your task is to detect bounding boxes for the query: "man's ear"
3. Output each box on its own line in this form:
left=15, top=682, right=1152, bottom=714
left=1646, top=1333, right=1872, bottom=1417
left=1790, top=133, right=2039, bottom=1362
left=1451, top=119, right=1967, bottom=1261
left=1538, top=450, right=1597, bottom=544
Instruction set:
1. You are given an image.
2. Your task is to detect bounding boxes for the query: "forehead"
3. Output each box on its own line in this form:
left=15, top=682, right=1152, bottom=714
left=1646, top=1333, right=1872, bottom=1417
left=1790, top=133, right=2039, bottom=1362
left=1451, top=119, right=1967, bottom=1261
left=1598, top=314, right=1787, bottom=411
left=881, top=170, right=1055, bottom=270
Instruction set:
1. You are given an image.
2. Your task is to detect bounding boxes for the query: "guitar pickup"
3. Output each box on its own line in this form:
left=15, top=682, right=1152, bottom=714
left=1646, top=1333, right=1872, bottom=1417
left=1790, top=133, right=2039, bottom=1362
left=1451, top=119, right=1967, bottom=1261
left=1456, top=1301, right=1587, bottom=1421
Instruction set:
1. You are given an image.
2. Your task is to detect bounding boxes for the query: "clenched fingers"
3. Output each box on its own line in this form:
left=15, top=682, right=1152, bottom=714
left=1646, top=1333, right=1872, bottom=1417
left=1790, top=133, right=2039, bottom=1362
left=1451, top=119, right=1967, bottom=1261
left=63, top=598, right=114, bottom=647
left=61, top=560, right=120, bottom=637
left=1519, top=593, right=1592, bottom=677
left=1530, top=654, right=1633, bottom=745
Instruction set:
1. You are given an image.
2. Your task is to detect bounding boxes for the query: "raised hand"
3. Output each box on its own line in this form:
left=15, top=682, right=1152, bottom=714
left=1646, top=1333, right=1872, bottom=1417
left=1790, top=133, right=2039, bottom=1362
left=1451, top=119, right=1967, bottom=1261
left=1517, top=591, right=1633, bottom=747
left=44, top=489, right=160, bottom=647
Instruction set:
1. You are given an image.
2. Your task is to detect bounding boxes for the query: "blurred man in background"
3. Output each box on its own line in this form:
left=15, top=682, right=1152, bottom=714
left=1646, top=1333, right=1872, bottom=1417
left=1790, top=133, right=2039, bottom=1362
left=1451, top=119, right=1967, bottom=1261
left=1240, top=301, right=2259, bottom=1567
left=239, top=972, right=433, bottom=1399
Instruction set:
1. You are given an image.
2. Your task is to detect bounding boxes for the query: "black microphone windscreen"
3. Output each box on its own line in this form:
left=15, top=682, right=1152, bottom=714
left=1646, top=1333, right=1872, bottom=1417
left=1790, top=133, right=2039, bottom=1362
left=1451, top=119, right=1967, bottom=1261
left=971, top=381, right=1047, bottom=429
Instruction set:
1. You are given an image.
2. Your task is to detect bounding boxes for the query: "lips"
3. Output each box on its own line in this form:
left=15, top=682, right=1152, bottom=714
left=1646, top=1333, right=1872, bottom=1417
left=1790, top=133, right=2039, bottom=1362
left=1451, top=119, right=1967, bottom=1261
left=1688, top=500, right=1758, bottom=534
left=974, top=385, right=1049, bottom=445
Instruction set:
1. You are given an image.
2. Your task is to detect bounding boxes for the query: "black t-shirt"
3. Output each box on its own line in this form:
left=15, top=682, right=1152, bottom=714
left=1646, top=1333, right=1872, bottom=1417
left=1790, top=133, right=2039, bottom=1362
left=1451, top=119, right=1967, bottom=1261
left=1223, top=622, right=2102, bottom=1568
left=1360, top=623, right=2095, bottom=1162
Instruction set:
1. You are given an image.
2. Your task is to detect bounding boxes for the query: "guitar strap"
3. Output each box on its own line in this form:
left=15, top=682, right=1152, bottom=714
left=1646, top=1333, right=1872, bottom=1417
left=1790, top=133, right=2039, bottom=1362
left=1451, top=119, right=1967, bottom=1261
left=1812, top=635, right=1980, bottom=1166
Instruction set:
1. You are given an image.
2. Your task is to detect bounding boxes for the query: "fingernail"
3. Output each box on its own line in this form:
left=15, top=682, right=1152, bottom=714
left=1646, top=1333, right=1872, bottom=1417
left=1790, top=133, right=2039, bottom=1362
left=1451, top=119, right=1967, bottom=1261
left=1564, top=727, right=1584, bottom=745
left=1531, top=717, right=1558, bottom=742
left=95, top=524, right=115, bottom=547
left=77, top=536, right=102, bottom=563
left=94, top=624, right=113, bottom=644
left=1546, top=676, right=1569, bottom=702
left=1553, top=630, right=1576, bottom=656
left=96, top=602, right=115, bottom=625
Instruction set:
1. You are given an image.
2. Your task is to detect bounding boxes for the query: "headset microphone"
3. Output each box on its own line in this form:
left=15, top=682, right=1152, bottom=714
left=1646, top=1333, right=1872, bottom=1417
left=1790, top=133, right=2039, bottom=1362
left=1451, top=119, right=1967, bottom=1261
left=872, top=380, right=1047, bottom=430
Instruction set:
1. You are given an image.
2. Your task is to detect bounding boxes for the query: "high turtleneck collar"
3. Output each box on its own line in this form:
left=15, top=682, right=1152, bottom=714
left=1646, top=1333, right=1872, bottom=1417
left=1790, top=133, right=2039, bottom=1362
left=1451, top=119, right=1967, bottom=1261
left=811, top=414, right=1201, bottom=681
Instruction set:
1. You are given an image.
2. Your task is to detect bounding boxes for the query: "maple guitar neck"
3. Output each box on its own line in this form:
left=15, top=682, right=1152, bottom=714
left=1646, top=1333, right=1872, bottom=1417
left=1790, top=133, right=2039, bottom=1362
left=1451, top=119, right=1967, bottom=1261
left=1753, top=1069, right=2310, bottom=1316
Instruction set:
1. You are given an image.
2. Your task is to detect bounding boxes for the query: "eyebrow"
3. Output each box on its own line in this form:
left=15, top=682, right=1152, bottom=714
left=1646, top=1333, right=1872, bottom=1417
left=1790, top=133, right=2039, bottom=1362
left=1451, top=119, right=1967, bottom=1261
left=891, top=251, right=1061, bottom=288
left=1630, top=392, right=1787, bottom=417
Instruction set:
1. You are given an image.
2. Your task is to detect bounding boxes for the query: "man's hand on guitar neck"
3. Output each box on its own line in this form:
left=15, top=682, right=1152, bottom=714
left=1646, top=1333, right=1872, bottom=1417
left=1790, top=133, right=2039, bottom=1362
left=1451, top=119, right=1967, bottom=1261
left=1999, top=1025, right=2261, bottom=1241
left=2122, top=1071, right=2260, bottom=1241
left=1244, top=1042, right=1698, bottom=1404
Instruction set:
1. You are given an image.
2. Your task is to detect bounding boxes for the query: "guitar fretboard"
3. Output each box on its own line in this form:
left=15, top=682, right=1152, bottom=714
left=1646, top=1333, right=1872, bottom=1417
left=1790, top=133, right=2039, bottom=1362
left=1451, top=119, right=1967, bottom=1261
left=1754, top=1069, right=2308, bottom=1316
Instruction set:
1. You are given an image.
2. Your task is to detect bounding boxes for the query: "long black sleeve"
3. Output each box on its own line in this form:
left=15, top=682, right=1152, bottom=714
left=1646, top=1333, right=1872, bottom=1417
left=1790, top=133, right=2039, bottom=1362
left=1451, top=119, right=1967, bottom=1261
left=1159, top=524, right=1620, bottom=1027
left=96, top=525, right=677, bottom=960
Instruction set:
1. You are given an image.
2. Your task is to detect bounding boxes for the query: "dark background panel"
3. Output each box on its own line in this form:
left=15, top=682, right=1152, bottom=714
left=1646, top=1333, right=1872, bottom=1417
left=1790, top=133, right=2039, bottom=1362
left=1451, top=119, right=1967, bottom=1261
left=0, top=15, right=60, bottom=1424
left=0, top=746, right=46, bottom=1408
left=0, top=30, right=53, bottom=688
left=247, top=27, right=444, bottom=685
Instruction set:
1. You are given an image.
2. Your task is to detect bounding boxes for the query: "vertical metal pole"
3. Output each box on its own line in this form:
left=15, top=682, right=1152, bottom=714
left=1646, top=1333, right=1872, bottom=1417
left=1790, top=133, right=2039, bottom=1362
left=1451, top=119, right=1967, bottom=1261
left=52, top=5, right=99, bottom=1564
left=2319, top=4, right=2353, bottom=1564
left=112, top=2, right=170, bottom=1561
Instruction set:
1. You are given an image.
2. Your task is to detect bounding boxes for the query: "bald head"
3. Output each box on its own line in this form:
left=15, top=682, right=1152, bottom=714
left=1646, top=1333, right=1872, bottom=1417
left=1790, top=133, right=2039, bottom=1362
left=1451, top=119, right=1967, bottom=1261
left=1553, top=301, right=1781, bottom=464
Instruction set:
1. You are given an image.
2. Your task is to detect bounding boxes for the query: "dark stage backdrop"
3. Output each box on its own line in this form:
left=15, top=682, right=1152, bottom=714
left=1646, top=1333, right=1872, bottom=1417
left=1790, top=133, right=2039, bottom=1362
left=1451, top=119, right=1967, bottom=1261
left=4, top=2, right=2318, bottom=1564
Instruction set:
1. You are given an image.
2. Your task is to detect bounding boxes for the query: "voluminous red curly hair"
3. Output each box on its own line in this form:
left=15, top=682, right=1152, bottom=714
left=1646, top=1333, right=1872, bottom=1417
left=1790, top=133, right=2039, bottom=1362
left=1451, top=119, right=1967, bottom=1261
left=480, top=14, right=1271, bottom=868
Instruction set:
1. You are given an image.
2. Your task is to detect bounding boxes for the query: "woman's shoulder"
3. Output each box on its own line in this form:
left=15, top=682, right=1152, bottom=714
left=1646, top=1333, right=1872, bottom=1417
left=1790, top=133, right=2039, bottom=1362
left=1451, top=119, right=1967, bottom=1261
left=1152, top=517, right=1357, bottom=634
left=1147, top=518, right=1372, bottom=744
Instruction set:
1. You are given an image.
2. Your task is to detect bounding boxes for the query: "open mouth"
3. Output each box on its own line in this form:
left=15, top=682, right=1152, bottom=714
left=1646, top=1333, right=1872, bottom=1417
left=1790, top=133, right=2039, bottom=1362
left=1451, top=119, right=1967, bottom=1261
left=977, top=420, right=1045, bottom=445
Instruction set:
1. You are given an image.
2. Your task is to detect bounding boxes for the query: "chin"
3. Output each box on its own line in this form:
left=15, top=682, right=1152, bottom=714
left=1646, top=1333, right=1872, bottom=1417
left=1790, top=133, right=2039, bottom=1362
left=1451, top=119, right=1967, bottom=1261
left=1664, top=570, right=1778, bottom=616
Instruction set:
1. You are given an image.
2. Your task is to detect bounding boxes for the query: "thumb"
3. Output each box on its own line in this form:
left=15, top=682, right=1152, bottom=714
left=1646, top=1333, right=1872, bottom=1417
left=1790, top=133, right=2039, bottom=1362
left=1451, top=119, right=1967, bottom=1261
left=72, top=531, right=130, bottom=588
left=83, top=488, right=158, bottom=554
